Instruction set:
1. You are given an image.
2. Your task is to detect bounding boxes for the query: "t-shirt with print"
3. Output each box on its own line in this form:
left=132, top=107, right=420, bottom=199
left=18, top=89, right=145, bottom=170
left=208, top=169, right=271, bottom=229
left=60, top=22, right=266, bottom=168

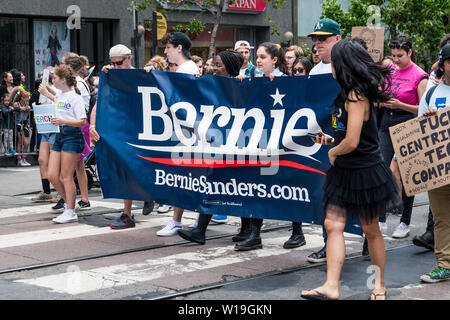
left=55, top=90, right=86, bottom=121
left=388, top=63, right=428, bottom=106
left=309, top=60, right=332, bottom=75
left=176, top=60, right=199, bottom=75
left=418, top=82, right=450, bottom=116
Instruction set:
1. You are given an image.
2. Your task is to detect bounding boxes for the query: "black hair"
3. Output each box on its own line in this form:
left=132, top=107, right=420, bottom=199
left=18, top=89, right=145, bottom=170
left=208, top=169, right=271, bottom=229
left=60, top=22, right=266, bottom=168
left=435, top=34, right=450, bottom=78
left=351, top=37, right=368, bottom=50
left=292, top=56, right=313, bottom=75
left=258, top=42, right=287, bottom=74
left=390, top=34, right=416, bottom=62
left=331, top=38, right=391, bottom=110
left=218, top=50, right=244, bottom=77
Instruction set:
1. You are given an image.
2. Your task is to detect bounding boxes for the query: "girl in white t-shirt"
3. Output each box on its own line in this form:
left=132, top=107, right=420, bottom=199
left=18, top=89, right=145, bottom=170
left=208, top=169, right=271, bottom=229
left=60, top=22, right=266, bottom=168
left=39, top=65, right=86, bottom=224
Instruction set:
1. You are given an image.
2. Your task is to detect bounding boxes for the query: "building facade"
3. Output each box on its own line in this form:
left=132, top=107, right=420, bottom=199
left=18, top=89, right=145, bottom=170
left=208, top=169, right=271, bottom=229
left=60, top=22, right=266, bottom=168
left=0, top=0, right=292, bottom=89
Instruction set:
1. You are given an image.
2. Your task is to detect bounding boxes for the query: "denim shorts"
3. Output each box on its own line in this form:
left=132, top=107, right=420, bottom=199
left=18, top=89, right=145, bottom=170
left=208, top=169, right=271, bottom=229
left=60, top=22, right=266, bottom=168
left=52, top=126, right=85, bottom=154
left=40, top=133, right=57, bottom=145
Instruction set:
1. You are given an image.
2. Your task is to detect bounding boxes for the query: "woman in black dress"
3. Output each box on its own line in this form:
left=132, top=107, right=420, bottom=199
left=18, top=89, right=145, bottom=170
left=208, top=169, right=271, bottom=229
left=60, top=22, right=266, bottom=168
left=301, top=39, right=400, bottom=300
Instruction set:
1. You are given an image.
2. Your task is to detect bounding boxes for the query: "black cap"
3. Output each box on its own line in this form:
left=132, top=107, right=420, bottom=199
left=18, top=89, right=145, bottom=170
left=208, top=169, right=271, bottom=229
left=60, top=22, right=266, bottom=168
left=172, top=32, right=192, bottom=59
left=439, top=43, right=450, bottom=64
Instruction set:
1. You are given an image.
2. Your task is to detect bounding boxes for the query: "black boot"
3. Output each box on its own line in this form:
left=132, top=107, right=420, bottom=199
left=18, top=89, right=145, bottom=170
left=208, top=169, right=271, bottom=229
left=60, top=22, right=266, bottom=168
left=234, top=218, right=263, bottom=251
left=232, top=217, right=252, bottom=242
left=177, top=214, right=212, bottom=245
left=142, top=201, right=154, bottom=215
left=283, top=222, right=306, bottom=249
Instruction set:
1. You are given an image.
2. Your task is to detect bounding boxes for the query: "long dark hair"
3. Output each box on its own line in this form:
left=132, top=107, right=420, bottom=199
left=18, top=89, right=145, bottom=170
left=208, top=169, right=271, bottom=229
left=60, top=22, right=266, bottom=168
left=331, top=39, right=391, bottom=109
left=293, top=56, right=313, bottom=75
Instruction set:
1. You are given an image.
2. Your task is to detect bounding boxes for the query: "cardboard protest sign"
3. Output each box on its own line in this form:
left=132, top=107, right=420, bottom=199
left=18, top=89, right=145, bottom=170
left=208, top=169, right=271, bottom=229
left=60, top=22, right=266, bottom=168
left=34, top=104, right=59, bottom=134
left=351, top=26, right=385, bottom=62
left=389, top=106, right=450, bottom=196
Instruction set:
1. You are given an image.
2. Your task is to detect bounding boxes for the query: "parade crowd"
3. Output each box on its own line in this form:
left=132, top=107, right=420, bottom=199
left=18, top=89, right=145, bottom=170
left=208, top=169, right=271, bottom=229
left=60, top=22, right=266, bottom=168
left=1, top=18, right=450, bottom=300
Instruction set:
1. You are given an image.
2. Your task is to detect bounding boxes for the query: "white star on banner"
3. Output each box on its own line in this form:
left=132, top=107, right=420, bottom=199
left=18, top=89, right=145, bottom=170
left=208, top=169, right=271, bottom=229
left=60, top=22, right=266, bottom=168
left=270, top=88, right=286, bottom=107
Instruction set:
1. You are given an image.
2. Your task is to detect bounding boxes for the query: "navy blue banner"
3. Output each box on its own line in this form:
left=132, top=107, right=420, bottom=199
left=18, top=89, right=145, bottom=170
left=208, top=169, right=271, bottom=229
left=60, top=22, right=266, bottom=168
left=95, top=70, right=362, bottom=235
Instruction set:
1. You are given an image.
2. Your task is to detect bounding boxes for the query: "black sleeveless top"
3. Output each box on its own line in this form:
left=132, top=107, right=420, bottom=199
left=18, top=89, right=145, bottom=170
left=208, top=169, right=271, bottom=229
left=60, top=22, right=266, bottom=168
left=332, top=100, right=382, bottom=169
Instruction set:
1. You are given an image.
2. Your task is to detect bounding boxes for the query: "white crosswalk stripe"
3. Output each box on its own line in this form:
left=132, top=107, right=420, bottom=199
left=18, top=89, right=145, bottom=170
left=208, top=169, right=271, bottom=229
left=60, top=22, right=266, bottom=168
left=15, top=234, right=360, bottom=295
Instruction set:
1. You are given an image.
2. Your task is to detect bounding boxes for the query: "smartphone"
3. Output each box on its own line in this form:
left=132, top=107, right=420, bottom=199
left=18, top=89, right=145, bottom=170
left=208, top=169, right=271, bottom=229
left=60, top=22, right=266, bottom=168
left=307, top=132, right=334, bottom=143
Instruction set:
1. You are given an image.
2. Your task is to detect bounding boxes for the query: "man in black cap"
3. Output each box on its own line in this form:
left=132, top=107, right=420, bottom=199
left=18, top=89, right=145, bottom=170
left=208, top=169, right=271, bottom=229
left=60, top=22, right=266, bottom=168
left=156, top=32, right=200, bottom=236
left=162, top=32, right=199, bottom=75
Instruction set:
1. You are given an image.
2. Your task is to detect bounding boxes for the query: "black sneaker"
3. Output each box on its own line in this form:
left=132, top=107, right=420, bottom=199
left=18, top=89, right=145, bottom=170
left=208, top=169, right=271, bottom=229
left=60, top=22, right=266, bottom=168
left=77, top=200, right=91, bottom=211
left=110, top=213, right=135, bottom=229
left=307, top=244, right=327, bottom=263
left=52, top=198, right=65, bottom=213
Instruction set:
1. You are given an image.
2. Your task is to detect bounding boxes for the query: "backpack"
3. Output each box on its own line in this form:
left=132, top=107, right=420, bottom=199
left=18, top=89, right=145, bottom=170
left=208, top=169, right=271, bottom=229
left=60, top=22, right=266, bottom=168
left=425, top=85, right=438, bottom=106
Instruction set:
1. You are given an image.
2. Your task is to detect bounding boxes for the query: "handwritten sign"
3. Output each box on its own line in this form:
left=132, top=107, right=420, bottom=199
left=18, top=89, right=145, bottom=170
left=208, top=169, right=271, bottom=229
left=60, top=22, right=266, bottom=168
left=34, top=104, right=60, bottom=134
left=351, top=26, right=385, bottom=62
left=389, top=106, right=450, bottom=196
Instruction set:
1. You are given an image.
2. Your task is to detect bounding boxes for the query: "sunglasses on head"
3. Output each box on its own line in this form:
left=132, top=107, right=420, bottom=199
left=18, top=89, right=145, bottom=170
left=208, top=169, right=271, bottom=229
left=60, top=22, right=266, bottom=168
left=311, top=35, right=333, bottom=42
left=110, top=57, right=127, bottom=66
left=292, top=67, right=304, bottom=74
left=388, top=42, right=411, bottom=50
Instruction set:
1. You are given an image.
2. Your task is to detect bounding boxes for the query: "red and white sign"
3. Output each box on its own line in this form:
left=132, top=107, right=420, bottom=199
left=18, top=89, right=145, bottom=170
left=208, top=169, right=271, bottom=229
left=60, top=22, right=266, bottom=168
left=226, top=0, right=267, bottom=12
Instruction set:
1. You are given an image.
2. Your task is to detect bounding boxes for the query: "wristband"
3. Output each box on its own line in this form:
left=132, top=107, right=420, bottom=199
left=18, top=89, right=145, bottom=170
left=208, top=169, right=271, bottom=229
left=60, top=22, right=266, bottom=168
left=89, top=125, right=96, bottom=129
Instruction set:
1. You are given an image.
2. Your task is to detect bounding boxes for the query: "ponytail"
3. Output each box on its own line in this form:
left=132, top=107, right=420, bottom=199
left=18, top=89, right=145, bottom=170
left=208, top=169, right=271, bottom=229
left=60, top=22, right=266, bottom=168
left=73, top=79, right=81, bottom=95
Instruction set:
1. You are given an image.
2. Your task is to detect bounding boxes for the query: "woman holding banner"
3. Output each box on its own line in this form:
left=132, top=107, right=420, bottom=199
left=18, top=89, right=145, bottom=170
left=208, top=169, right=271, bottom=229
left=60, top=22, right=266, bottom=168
left=39, top=65, right=86, bottom=224
left=300, top=39, right=400, bottom=300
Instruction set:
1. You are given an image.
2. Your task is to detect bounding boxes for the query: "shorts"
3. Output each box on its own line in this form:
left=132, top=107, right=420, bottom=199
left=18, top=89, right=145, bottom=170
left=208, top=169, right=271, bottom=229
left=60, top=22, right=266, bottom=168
left=52, top=126, right=85, bottom=154
left=40, top=133, right=57, bottom=145
left=17, top=122, right=31, bottom=137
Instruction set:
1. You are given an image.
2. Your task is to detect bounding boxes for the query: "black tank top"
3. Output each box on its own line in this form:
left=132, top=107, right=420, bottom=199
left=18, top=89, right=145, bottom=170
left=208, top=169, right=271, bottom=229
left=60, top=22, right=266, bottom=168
left=332, top=101, right=382, bottom=168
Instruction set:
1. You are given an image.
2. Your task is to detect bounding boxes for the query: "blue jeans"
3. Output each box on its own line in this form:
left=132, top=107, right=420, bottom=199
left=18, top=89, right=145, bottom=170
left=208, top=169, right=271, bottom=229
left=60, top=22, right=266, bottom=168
left=52, top=126, right=85, bottom=154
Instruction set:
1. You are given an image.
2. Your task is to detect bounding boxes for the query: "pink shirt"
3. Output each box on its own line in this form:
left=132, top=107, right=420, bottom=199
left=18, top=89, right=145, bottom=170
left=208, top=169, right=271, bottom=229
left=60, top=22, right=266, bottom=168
left=388, top=63, right=428, bottom=106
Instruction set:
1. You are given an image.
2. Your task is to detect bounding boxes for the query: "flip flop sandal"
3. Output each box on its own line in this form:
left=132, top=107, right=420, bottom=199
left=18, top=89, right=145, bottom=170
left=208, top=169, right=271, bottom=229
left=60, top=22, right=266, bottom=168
left=369, top=291, right=387, bottom=300
left=301, top=289, right=338, bottom=300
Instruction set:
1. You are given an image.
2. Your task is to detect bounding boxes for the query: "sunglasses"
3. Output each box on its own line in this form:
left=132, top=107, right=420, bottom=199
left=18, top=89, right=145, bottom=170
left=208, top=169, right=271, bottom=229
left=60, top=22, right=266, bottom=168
left=312, top=49, right=317, bottom=54
left=110, top=57, right=127, bottom=66
left=388, top=42, right=411, bottom=50
left=311, top=35, right=333, bottom=42
left=292, top=67, right=304, bottom=74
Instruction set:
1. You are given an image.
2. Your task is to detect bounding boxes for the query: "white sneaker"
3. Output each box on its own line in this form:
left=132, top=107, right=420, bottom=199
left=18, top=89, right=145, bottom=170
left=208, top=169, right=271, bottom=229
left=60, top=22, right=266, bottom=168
left=22, top=160, right=31, bottom=166
left=392, top=222, right=410, bottom=238
left=379, top=222, right=388, bottom=235
left=157, top=204, right=172, bottom=213
left=157, top=220, right=182, bottom=236
left=52, top=210, right=78, bottom=224
left=17, top=159, right=24, bottom=166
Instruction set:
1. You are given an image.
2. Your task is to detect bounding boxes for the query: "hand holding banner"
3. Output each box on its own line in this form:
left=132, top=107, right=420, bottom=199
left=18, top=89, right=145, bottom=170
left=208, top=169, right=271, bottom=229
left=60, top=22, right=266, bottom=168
left=34, top=103, right=60, bottom=134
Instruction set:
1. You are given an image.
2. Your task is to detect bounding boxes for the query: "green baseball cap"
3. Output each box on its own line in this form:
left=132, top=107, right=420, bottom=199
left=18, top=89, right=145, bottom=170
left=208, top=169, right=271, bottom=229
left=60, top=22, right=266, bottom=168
left=308, top=18, right=342, bottom=37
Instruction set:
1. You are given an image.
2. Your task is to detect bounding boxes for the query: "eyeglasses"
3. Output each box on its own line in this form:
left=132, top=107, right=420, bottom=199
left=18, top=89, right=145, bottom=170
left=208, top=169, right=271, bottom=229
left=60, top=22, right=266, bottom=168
left=292, top=67, right=304, bottom=75
left=311, top=35, right=333, bottom=42
left=110, top=57, right=127, bottom=66
left=312, top=49, right=317, bottom=54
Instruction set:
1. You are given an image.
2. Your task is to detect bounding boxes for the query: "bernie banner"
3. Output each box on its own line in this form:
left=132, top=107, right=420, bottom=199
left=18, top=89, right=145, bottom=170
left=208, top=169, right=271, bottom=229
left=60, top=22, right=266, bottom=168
left=95, top=70, right=362, bottom=235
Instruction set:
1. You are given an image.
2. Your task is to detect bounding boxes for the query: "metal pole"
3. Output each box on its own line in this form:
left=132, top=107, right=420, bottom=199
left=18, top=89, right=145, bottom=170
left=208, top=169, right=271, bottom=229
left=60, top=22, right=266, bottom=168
left=152, top=11, right=158, bottom=57
left=133, top=5, right=139, bottom=68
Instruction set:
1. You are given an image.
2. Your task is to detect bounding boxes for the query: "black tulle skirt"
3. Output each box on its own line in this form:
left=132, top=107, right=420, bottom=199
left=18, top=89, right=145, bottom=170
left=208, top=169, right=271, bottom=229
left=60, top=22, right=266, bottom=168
left=322, top=162, right=401, bottom=223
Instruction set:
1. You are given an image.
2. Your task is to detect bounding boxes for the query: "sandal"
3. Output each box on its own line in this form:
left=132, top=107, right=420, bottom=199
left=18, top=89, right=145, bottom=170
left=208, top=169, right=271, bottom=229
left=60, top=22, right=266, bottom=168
left=369, top=290, right=387, bottom=300
left=301, top=289, right=338, bottom=300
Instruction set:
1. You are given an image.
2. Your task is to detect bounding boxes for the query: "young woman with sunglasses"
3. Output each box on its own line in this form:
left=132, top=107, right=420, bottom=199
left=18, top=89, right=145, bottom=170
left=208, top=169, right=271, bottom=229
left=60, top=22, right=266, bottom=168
left=377, top=35, right=428, bottom=238
left=292, top=56, right=313, bottom=76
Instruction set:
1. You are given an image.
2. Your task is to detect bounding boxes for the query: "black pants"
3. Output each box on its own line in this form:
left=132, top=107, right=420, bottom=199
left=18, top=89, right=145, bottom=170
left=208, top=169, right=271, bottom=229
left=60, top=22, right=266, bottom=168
left=378, top=112, right=415, bottom=224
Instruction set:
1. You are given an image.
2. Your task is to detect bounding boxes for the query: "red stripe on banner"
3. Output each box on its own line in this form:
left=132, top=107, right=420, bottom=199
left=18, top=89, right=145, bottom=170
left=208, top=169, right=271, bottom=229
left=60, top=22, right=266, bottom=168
left=137, top=156, right=326, bottom=175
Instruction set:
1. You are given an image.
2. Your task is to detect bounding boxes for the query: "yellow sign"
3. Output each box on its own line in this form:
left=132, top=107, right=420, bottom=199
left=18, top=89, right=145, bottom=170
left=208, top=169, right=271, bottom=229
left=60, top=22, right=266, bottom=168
left=156, top=12, right=167, bottom=41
